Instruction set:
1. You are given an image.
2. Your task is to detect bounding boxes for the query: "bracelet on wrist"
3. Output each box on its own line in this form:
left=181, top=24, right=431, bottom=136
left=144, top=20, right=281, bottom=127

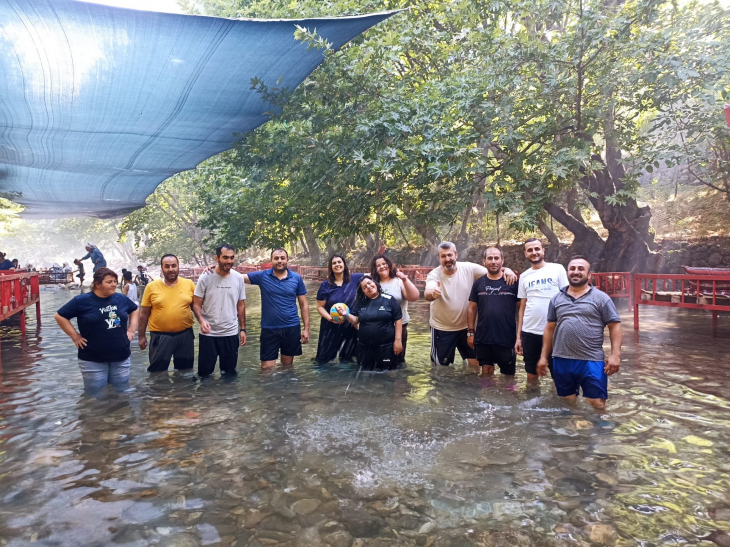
left=240, top=328, right=246, bottom=332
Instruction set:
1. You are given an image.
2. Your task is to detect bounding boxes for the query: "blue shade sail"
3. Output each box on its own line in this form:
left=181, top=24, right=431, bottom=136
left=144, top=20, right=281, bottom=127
left=0, top=0, right=396, bottom=218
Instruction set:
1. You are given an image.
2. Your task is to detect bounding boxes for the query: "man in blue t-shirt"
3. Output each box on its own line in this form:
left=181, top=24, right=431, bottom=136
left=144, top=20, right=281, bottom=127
left=245, top=248, right=310, bottom=369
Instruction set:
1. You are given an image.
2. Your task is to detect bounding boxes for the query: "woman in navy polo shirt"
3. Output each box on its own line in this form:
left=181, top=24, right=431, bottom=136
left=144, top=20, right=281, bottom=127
left=315, top=255, right=363, bottom=364
left=55, top=267, right=139, bottom=391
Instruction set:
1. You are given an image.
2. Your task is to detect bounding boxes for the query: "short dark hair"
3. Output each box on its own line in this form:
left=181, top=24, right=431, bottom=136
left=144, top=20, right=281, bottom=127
left=370, top=254, right=396, bottom=279
left=483, top=246, right=504, bottom=259
left=92, top=267, right=118, bottom=289
left=524, top=237, right=542, bottom=247
left=271, top=248, right=288, bottom=259
left=569, top=255, right=591, bottom=270
left=216, top=244, right=235, bottom=257
left=123, top=270, right=133, bottom=282
left=160, top=254, right=179, bottom=266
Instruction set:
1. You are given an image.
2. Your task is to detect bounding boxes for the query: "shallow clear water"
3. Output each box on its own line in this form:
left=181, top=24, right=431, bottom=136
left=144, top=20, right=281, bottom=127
left=1, top=287, right=729, bottom=546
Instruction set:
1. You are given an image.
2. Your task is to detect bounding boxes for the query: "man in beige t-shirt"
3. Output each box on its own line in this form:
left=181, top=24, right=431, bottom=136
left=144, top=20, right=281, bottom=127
left=425, top=242, right=516, bottom=367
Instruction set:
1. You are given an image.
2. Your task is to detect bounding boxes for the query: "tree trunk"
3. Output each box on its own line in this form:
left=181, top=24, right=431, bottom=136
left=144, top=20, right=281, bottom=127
left=543, top=201, right=605, bottom=266
left=457, top=205, right=471, bottom=250
left=414, top=223, right=441, bottom=266
left=303, top=227, right=320, bottom=265
left=537, top=216, right=562, bottom=263
left=580, top=152, right=663, bottom=272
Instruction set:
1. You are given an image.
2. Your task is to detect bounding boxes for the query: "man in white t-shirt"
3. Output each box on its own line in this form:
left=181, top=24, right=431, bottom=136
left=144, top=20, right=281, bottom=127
left=425, top=242, right=516, bottom=367
left=516, top=238, right=569, bottom=381
left=192, top=244, right=247, bottom=378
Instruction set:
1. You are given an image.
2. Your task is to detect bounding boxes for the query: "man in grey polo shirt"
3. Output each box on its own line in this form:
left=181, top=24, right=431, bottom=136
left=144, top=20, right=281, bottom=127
left=537, top=255, right=622, bottom=409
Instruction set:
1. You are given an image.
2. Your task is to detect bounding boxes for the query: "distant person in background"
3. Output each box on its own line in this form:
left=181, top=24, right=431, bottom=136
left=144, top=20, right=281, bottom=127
left=0, top=252, right=14, bottom=270
left=138, top=254, right=196, bottom=373
left=26, top=264, right=34, bottom=272
left=73, top=259, right=85, bottom=286
left=135, top=265, right=152, bottom=299
left=336, top=275, right=403, bottom=371
left=50, top=263, right=64, bottom=282
left=122, top=271, right=139, bottom=305
left=370, top=254, right=419, bottom=364
left=54, top=267, right=139, bottom=391
left=135, top=265, right=151, bottom=287
left=80, top=243, right=107, bottom=273
left=315, top=254, right=364, bottom=364
left=377, top=240, right=387, bottom=256
left=12, top=259, right=20, bottom=270
left=62, top=262, right=72, bottom=282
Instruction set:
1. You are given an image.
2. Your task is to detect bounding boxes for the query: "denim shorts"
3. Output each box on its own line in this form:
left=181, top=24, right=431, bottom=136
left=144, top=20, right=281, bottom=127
left=78, top=357, right=131, bottom=390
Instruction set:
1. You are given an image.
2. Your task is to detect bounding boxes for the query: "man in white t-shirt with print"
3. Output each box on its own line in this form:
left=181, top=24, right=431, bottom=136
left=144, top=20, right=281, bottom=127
left=425, top=242, right=516, bottom=367
left=516, top=238, right=569, bottom=381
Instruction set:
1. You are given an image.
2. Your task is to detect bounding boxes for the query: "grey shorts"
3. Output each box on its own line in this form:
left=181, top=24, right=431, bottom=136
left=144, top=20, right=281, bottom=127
left=148, top=328, right=195, bottom=372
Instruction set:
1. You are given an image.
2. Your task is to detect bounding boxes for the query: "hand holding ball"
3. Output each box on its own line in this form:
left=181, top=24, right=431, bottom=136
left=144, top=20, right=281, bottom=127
left=330, top=303, right=349, bottom=323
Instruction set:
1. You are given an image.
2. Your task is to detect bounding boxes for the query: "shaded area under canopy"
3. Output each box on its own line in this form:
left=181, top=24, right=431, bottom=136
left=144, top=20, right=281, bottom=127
left=0, top=0, right=395, bottom=217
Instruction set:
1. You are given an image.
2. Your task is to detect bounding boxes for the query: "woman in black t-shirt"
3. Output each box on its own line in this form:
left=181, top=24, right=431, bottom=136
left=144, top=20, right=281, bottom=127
left=335, top=275, right=403, bottom=371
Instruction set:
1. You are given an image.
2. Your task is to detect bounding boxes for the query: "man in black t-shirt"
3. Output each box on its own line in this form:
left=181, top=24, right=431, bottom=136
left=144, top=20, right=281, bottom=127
left=467, top=246, right=519, bottom=376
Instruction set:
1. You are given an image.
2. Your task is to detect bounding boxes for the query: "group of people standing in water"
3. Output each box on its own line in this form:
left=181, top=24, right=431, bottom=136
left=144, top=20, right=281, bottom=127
left=54, top=238, right=623, bottom=408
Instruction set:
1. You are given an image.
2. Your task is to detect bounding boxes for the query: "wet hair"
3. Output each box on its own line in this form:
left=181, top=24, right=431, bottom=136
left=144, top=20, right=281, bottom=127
left=370, top=254, right=396, bottom=280
left=483, top=246, right=504, bottom=259
left=73, top=259, right=80, bottom=265
left=271, top=248, right=289, bottom=259
left=569, top=255, right=591, bottom=271
left=524, top=237, right=542, bottom=248
left=92, top=267, right=118, bottom=289
left=438, top=241, right=456, bottom=253
left=327, top=254, right=350, bottom=285
left=216, top=244, right=235, bottom=257
left=160, top=254, right=179, bottom=266
left=355, top=274, right=382, bottom=305
left=123, top=270, right=133, bottom=282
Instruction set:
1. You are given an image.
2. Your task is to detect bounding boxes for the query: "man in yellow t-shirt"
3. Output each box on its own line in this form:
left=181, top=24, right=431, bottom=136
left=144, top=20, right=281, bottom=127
left=138, top=254, right=196, bottom=372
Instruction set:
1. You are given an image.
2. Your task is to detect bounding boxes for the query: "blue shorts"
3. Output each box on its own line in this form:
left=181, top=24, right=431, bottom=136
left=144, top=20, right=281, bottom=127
left=552, top=357, right=608, bottom=400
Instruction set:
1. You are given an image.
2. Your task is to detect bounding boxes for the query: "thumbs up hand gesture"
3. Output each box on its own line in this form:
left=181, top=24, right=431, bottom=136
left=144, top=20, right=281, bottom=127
left=432, top=280, right=442, bottom=300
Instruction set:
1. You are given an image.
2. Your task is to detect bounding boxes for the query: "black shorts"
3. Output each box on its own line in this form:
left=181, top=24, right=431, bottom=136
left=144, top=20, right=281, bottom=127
left=148, top=328, right=195, bottom=372
left=521, top=331, right=553, bottom=376
left=475, top=344, right=516, bottom=375
left=430, top=328, right=476, bottom=366
left=260, top=326, right=302, bottom=361
left=198, top=334, right=239, bottom=376
left=357, top=342, right=397, bottom=371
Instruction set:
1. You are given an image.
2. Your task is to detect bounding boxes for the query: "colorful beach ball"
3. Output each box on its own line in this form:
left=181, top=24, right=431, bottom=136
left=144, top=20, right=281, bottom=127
left=330, top=303, right=349, bottom=323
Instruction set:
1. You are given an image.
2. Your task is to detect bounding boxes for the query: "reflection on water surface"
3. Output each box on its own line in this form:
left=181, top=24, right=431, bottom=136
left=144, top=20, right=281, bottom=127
left=0, top=287, right=729, bottom=546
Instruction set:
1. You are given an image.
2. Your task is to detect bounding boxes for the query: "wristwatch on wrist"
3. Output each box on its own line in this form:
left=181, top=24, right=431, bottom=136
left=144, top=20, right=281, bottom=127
left=240, top=328, right=246, bottom=333
left=467, top=331, right=475, bottom=338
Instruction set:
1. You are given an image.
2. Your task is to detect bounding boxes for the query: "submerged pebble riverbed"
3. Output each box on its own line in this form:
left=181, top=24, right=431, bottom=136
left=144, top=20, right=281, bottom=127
left=1, top=287, right=730, bottom=546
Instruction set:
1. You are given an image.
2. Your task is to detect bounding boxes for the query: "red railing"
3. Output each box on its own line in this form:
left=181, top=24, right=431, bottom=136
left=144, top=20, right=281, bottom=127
left=0, top=272, right=41, bottom=348
left=633, top=273, right=730, bottom=330
left=590, top=272, right=632, bottom=305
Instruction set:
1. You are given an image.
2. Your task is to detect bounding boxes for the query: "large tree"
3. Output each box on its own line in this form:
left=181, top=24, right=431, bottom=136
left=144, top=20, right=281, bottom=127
left=183, top=0, right=729, bottom=270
